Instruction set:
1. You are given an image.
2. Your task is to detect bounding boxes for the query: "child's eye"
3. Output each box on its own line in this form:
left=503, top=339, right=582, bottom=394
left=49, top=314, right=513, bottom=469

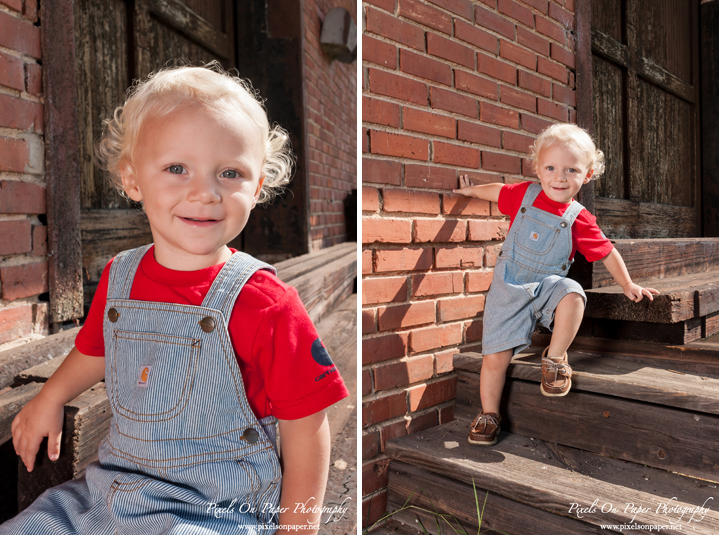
left=221, top=170, right=240, bottom=179
left=568, top=168, right=577, bottom=173
left=168, top=165, right=185, bottom=174
left=546, top=166, right=554, bottom=171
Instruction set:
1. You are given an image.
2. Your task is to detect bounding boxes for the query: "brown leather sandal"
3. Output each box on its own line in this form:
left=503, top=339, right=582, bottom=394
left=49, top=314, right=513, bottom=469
left=468, top=412, right=502, bottom=446
left=540, top=347, right=572, bottom=397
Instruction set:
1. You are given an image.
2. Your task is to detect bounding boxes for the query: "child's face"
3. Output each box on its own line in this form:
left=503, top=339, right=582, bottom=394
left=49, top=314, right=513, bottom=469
left=535, top=142, right=593, bottom=204
left=121, top=104, right=265, bottom=270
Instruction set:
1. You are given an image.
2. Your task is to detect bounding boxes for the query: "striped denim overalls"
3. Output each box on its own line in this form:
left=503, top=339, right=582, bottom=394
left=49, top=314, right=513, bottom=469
left=481, top=183, right=587, bottom=356
left=1, top=245, right=282, bottom=535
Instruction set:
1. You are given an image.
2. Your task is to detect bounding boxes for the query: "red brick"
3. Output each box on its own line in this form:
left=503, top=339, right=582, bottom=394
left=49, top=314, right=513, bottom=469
left=518, top=69, right=552, bottom=97
left=538, top=97, right=569, bottom=121
left=465, top=318, right=484, bottom=342
left=427, top=33, right=475, bottom=69
left=475, top=4, right=515, bottom=39
left=363, top=34, right=397, bottom=69
left=521, top=113, right=554, bottom=134
left=409, top=322, right=462, bottom=353
left=499, top=40, right=536, bottom=70
left=362, top=432, right=379, bottom=460
left=362, top=491, right=387, bottom=527
left=517, top=26, right=550, bottom=56
left=569, top=107, right=576, bottom=124
left=552, top=83, right=576, bottom=106
left=434, top=348, right=456, bottom=374
left=366, top=7, right=425, bottom=51
left=485, top=244, right=501, bottom=266
left=362, top=308, right=376, bottom=334
left=24, top=63, right=41, bottom=96
left=536, top=14, right=565, bottom=44
left=519, top=0, right=548, bottom=13
left=457, top=120, right=502, bottom=148
left=430, top=87, right=478, bottom=118
left=365, top=0, right=395, bottom=10
left=454, top=19, right=497, bottom=54
left=467, top=270, right=495, bottom=292
left=503, top=131, right=535, bottom=153
left=565, top=0, right=575, bottom=12
left=435, top=246, right=484, bottom=268
left=428, top=0, right=473, bottom=19
left=0, top=180, right=46, bottom=213
left=23, top=0, right=38, bottom=22
left=363, top=218, right=412, bottom=244
left=551, top=42, right=575, bottom=68
left=400, top=49, right=452, bottom=86
left=455, top=70, right=498, bottom=100
left=363, top=276, right=409, bottom=304
left=364, top=97, right=401, bottom=129
left=438, top=295, right=486, bottom=321
left=369, top=68, right=428, bottom=106
left=363, top=127, right=369, bottom=153
left=477, top=52, right=517, bottom=85
left=0, top=0, right=22, bottom=11
left=375, top=247, right=434, bottom=272
left=0, top=303, right=32, bottom=345
left=363, top=186, right=380, bottom=212
left=0, top=219, right=31, bottom=255
left=0, top=10, right=41, bottom=59
left=522, top=157, right=536, bottom=176
left=480, top=101, right=519, bottom=129
left=31, top=224, right=46, bottom=256
left=405, top=164, right=457, bottom=189
left=363, top=157, right=402, bottom=186
left=538, top=56, right=568, bottom=83
left=403, top=106, right=455, bottom=139
left=467, top=219, right=510, bottom=242
left=408, top=376, right=457, bottom=411
left=0, top=261, right=47, bottom=301
left=482, top=151, right=521, bottom=173
left=398, top=0, right=453, bottom=35
left=481, top=0, right=497, bottom=6
left=362, top=368, right=373, bottom=397
left=412, top=271, right=464, bottom=297
left=433, top=141, right=480, bottom=168
left=383, top=189, right=440, bottom=214
left=374, top=355, right=434, bottom=390
left=370, top=130, right=429, bottom=161
left=0, top=93, right=43, bottom=132
left=379, top=420, right=408, bottom=450
left=363, top=459, right=389, bottom=493
left=442, top=193, right=491, bottom=215
left=363, top=392, right=407, bottom=427
left=414, top=219, right=467, bottom=242
left=378, top=300, right=436, bottom=330
left=363, top=332, right=409, bottom=364
left=549, top=2, right=574, bottom=30
left=0, top=51, right=23, bottom=91
left=0, top=137, right=28, bottom=173
left=498, top=0, right=534, bottom=28
left=500, top=85, right=536, bottom=112
left=406, top=410, right=439, bottom=433
left=569, top=70, right=576, bottom=89
left=363, top=249, right=373, bottom=274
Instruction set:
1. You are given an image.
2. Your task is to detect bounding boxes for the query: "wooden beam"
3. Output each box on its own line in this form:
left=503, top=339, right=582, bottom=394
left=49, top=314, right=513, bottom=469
left=594, top=197, right=697, bottom=238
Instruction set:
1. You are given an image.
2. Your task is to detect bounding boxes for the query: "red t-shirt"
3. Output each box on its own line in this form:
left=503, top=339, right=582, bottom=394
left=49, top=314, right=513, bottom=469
left=498, top=181, right=614, bottom=262
left=75, top=247, right=349, bottom=420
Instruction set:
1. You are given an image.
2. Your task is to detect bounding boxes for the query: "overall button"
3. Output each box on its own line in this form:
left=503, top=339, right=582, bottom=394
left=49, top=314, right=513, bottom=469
left=498, top=251, right=503, bottom=257
left=199, top=317, right=216, bottom=333
left=562, top=264, right=567, bottom=270
left=242, top=428, right=260, bottom=444
left=560, top=221, right=568, bottom=228
left=108, top=308, right=120, bottom=322
left=520, top=207, right=527, bottom=213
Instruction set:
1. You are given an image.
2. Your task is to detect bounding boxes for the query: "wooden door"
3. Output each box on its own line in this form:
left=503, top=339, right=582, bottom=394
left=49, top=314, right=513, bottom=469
left=589, top=0, right=701, bottom=238
left=74, top=0, right=235, bottom=310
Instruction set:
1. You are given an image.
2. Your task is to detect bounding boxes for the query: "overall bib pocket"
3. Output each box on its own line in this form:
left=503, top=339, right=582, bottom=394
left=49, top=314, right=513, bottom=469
left=514, top=214, right=559, bottom=256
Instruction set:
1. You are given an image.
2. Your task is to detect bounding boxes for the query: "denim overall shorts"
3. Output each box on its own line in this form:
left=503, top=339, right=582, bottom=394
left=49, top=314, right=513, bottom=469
left=481, top=183, right=587, bottom=356
left=1, top=245, right=282, bottom=535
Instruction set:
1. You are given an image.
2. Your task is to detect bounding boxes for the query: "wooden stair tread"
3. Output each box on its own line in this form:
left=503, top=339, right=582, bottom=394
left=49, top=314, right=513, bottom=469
left=385, top=415, right=719, bottom=533
left=455, top=348, right=719, bottom=415
left=368, top=519, right=425, bottom=535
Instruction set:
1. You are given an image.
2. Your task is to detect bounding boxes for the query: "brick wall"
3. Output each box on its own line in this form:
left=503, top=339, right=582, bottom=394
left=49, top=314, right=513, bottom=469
left=304, top=0, right=358, bottom=250
left=0, top=0, right=48, bottom=350
left=361, top=0, right=576, bottom=525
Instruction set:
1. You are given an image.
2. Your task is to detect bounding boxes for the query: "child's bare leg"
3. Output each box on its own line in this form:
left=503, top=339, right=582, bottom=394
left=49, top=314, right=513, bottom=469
left=479, top=349, right=514, bottom=414
left=546, top=292, right=585, bottom=357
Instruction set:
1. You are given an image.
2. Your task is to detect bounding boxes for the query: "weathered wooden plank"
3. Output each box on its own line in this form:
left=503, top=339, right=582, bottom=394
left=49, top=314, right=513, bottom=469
left=455, top=350, right=719, bottom=416
left=595, top=198, right=696, bottom=239
left=14, top=354, right=68, bottom=386
left=590, top=317, right=703, bottom=345
left=386, top=419, right=719, bottom=533
left=388, top=462, right=607, bottom=535
left=0, top=328, right=78, bottom=389
left=0, top=383, right=44, bottom=444
left=369, top=519, right=424, bottom=535
left=275, top=242, right=356, bottom=285
left=704, top=312, right=719, bottom=339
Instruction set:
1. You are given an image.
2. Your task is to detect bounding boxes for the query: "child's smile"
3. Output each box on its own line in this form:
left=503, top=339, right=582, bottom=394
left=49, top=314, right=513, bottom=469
left=535, top=143, right=593, bottom=204
left=121, top=104, right=265, bottom=271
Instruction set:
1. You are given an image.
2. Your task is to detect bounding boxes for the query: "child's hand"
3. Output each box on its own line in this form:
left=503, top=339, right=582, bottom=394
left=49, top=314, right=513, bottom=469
left=11, top=391, right=65, bottom=472
left=453, top=174, right=476, bottom=197
left=622, top=282, right=659, bottom=303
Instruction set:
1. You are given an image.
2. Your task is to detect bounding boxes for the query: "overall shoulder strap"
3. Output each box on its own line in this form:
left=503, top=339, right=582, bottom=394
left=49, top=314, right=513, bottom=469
left=201, top=251, right=276, bottom=317
left=520, top=182, right=543, bottom=208
left=562, top=200, right=585, bottom=226
left=107, top=244, right=153, bottom=301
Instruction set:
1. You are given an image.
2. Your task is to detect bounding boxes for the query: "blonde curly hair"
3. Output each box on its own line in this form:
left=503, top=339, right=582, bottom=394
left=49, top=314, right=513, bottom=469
left=529, top=123, right=605, bottom=180
left=94, top=61, right=294, bottom=204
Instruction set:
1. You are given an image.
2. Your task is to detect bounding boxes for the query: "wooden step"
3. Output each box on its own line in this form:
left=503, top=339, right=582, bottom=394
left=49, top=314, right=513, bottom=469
left=368, top=519, right=425, bottom=535
left=454, top=350, right=719, bottom=482
left=385, top=415, right=719, bottom=534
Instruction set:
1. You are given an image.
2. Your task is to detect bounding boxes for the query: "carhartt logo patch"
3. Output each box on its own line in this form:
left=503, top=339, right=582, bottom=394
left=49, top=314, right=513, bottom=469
left=138, top=366, right=151, bottom=387
left=530, top=231, right=539, bottom=241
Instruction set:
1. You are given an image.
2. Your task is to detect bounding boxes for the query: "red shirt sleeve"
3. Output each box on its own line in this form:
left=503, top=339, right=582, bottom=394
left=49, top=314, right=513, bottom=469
left=252, top=286, right=349, bottom=420
left=74, top=259, right=114, bottom=357
left=497, top=181, right=531, bottom=224
left=574, top=209, right=614, bottom=262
